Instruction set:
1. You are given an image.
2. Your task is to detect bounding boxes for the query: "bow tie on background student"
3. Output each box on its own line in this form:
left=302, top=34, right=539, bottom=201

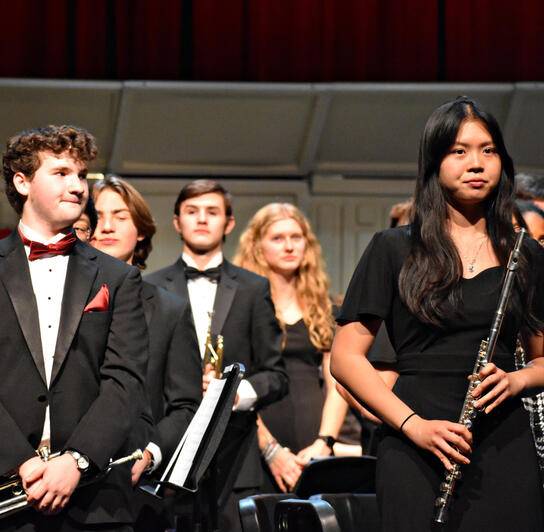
left=19, top=230, right=77, bottom=260
left=183, top=263, right=222, bottom=282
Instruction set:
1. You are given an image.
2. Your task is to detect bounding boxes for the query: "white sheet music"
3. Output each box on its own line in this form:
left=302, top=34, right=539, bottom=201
left=163, top=377, right=227, bottom=488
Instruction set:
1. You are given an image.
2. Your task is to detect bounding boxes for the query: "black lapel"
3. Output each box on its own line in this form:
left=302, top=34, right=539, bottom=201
left=0, top=232, right=46, bottom=384
left=165, top=258, right=189, bottom=300
left=166, top=259, right=199, bottom=331
left=141, top=282, right=155, bottom=328
left=50, top=241, right=98, bottom=384
left=211, top=260, right=238, bottom=336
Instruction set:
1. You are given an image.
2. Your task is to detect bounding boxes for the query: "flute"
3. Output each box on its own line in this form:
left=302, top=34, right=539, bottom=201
left=434, top=228, right=527, bottom=524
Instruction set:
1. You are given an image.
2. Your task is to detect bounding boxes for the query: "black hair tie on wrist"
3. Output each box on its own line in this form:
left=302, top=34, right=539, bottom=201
left=399, top=412, right=417, bottom=433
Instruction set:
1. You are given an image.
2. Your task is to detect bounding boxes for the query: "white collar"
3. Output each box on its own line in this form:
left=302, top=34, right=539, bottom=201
left=19, top=221, right=70, bottom=245
left=182, top=251, right=223, bottom=270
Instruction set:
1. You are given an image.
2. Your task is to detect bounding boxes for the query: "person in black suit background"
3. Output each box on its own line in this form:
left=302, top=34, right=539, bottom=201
left=0, top=125, right=148, bottom=531
left=145, top=179, right=288, bottom=531
left=91, top=176, right=202, bottom=532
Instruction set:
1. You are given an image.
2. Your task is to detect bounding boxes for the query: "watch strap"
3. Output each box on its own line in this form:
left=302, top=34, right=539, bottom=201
left=64, top=449, right=90, bottom=473
left=317, top=434, right=336, bottom=453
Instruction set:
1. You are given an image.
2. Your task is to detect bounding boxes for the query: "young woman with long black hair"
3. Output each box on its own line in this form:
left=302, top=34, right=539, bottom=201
left=331, top=96, right=544, bottom=530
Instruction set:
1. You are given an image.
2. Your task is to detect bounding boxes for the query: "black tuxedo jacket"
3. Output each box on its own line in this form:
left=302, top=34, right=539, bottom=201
left=0, top=231, right=148, bottom=525
left=137, top=282, right=202, bottom=469
left=145, top=258, right=287, bottom=488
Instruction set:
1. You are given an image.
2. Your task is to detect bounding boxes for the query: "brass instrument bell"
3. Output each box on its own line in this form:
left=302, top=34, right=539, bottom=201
left=0, top=446, right=58, bottom=517
left=0, top=448, right=143, bottom=519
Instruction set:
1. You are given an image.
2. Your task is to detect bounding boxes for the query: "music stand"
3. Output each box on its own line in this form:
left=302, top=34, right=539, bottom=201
left=139, top=363, right=244, bottom=529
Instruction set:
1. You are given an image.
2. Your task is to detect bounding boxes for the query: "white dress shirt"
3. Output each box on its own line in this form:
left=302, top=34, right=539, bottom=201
left=183, top=252, right=221, bottom=359
left=20, top=221, right=70, bottom=445
left=182, top=252, right=257, bottom=411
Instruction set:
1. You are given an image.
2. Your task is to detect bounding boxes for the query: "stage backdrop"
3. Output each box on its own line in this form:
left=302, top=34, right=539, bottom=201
left=0, top=0, right=542, bottom=82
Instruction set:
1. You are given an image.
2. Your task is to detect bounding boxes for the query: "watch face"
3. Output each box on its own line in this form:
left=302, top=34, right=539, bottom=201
left=77, top=456, right=90, bottom=471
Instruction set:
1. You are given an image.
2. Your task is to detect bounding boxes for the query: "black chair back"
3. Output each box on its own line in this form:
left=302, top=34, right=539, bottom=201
left=275, top=499, right=341, bottom=532
left=239, top=494, right=297, bottom=532
left=311, top=493, right=380, bottom=532
left=293, top=455, right=376, bottom=499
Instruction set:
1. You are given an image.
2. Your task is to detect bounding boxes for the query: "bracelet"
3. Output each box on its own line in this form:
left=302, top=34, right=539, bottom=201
left=399, top=412, right=417, bottom=433
left=264, top=443, right=281, bottom=464
left=263, top=439, right=279, bottom=461
left=262, top=438, right=277, bottom=458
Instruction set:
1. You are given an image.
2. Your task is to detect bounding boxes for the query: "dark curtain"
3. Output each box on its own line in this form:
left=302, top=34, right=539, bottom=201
left=0, top=0, right=70, bottom=78
left=114, top=0, right=182, bottom=79
left=74, top=0, right=109, bottom=78
left=445, top=0, right=544, bottom=81
left=0, top=0, right=542, bottom=81
left=193, top=0, right=438, bottom=81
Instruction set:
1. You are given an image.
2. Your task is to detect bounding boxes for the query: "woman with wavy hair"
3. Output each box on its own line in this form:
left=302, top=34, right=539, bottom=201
left=331, top=96, right=544, bottom=530
left=234, top=203, right=348, bottom=492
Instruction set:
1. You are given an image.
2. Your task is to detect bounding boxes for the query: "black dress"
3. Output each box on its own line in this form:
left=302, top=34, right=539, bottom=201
left=261, top=319, right=324, bottom=452
left=260, top=319, right=324, bottom=489
left=337, top=226, right=544, bottom=531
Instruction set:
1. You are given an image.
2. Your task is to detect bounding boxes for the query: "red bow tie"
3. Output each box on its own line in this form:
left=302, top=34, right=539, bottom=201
left=19, top=229, right=77, bottom=260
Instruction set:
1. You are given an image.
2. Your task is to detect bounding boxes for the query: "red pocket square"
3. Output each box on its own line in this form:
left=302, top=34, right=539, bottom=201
left=84, top=284, right=110, bottom=312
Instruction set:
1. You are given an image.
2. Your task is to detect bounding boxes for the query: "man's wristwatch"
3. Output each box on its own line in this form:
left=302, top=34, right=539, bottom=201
left=64, top=450, right=90, bottom=473
left=317, top=435, right=336, bottom=454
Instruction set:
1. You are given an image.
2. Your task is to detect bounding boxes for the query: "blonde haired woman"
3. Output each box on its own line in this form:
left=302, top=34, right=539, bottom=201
left=234, top=203, right=348, bottom=492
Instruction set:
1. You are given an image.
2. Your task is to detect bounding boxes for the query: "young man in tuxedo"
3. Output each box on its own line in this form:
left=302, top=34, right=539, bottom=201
left=0, top=126, right=148, bottom=531
left=146, top=179, right=288, bottom=531
left=91, top=176, right=202, bottom=531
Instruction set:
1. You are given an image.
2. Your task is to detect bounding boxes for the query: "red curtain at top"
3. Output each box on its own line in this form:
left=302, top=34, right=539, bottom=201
left=0, top=0, right=542, bottom=82
left=193, top=0, right=438, bottom=81
left=0, top=0, right=70, bottom=78
left=114, top=0, right=182, bottom=80
left=0, top=0, right=183, bottom=80
left=73, top=0, right=108, bottom=79
left=445, top=0, right=544, bottom=81
left=192, top=0, right=246, bottom=80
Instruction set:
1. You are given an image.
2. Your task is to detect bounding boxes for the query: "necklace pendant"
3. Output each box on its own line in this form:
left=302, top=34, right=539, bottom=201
left=468, top=263, right=474, bottom=273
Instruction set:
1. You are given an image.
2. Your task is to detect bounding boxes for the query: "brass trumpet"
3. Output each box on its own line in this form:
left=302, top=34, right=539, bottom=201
left=202, top=311, right=223, bottom=375
left=0, top=448, right=143, bottom=518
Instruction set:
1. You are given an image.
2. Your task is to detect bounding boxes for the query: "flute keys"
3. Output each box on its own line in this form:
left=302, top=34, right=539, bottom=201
left=435, top=496, right=446, bottom=507
left=463, top=408, right=477, bottom=429
left=446, top=470, right=461, bottom=482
